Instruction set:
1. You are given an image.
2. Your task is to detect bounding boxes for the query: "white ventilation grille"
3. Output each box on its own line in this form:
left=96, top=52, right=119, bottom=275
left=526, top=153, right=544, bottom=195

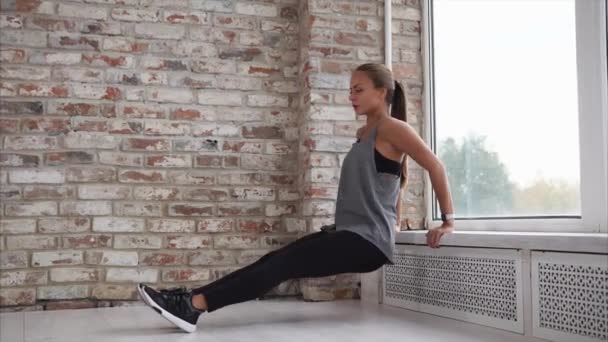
left=531, top=251, right=608, bottom=342
left=383, top=245, right=524, bottom=333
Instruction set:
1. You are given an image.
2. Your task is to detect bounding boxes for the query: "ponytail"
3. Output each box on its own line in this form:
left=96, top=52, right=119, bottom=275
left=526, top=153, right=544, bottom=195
left=391, top=80, right=410, bottom=230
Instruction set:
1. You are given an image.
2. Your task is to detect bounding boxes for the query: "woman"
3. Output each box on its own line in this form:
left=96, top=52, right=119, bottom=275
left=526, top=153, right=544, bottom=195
left=137, top=63, right=455, bottom=333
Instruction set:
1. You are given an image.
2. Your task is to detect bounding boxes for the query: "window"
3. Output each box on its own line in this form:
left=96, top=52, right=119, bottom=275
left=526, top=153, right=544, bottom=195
left=423, top=0, right=608, bottom=232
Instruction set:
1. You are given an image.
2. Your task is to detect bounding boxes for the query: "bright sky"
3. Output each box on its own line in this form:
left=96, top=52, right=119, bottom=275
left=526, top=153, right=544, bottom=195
left=433, top=0, right=580, bottom=187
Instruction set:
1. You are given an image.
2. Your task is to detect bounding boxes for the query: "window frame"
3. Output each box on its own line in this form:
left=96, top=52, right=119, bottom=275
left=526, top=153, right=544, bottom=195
left=421, top=0, right=608, bottom=233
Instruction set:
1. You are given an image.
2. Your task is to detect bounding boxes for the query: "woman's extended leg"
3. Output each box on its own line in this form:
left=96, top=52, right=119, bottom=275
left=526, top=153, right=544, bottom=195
left=193, top=230, right=387, bottom=313
left=191, top=230, right=329, bottom=297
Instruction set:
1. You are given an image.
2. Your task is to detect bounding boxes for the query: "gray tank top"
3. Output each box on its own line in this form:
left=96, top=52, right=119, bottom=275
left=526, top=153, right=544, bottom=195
left=335, top=122, right=399, bottom=265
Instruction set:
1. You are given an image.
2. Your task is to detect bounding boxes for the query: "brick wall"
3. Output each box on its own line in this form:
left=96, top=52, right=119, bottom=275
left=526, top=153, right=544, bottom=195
left=0, top=0, right=423, bottom=311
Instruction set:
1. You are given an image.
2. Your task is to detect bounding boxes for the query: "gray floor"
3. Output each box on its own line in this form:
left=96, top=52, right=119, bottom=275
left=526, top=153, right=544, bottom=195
left=1, top=299, right=548, bottom=342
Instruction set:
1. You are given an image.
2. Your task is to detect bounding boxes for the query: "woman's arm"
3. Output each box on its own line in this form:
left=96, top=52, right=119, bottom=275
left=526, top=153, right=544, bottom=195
left=382, top=119, right=455, bottom=248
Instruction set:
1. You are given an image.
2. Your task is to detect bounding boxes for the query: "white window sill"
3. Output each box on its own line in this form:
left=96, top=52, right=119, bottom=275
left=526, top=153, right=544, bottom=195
left=395, top=230, right=608, bottom=254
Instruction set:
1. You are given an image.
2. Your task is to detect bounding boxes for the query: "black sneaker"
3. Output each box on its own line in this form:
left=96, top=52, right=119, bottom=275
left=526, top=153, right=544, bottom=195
left=137, top=283, right=203, bottom=333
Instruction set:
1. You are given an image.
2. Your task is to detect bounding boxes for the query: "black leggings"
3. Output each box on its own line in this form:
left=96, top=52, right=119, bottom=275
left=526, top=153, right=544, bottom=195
left=191, top=230, right=387, bottom=312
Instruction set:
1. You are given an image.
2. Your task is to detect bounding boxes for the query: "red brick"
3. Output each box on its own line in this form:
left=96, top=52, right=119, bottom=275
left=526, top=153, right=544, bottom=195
left=80, top=21, right=121, bottom=36
left=66, top=167, right=115, bottom=182
left=0, top=119, right=19, bottom=134
left=45, top=300, right=96, bottom=310
left=241, top=125, right=283, bottom=139
left=218, top=203, right=263, bottom=217
left=21, top=118, right=70, bottom=134
left=0, top=100, right=44, bottom=114
left=108, top=120, right=143, bottom=134
left=23, top=185, right=75, bottom=200
left=0, top=153, right=39, bottom=167
left=0, top=288, right=35, bottom=306
left=71, top=118, right=106, bottom=132
left=48, top=101, right=98, bottom=116
left=123, top=138, right=170, bottom=151
left=238, top=219, right=282, bottom=233
left=195, top=155, right=222, bottom=168
left=120, top=103, right=166, bottom=119
left=168, top=203, right=214, bottom=217
left=118, top=170, right=166, bottom=183
left=182, top=188, right=229, bottom=201
left=18, top=83, right=69, bottom=97
left=43, top=151, right=92, bottom=166
left=0, top=48, right=26, bottom=63
left=140, top=252, right=184, bottom=266
left=49, top=33, right=101, bottom=51
left=82, top=53, right=135, bottom=68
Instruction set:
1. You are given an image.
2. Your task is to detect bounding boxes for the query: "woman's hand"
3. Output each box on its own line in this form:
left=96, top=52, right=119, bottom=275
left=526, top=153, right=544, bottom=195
left=425, top=222, right=454, bottom=248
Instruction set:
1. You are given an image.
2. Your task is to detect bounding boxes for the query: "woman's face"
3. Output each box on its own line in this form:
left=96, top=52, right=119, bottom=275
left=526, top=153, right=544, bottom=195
left=349, top=71, right=386, bottom=116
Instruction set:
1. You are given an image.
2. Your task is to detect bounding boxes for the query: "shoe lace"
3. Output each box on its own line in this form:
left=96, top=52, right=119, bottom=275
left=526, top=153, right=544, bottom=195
left=165, top=289, right=191, bottom=312
left=160, top=286, right=188, bottom=295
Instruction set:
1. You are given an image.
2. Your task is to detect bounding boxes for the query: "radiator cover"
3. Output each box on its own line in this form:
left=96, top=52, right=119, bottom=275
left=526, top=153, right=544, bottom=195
left=531, top=251, right=607, bottom=342
left=383, top=245, right=524, bottom=333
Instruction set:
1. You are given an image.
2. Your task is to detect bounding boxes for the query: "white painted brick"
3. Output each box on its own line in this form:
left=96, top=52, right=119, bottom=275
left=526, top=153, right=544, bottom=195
left=235, top=2, right=277, bottom=17
left=6, top=235, right=56, bottom=250
left=113, top=235, right=162, bottom=249
left=283, top=217, right=307, bottom=233
left=146, top=88, right=193, bottom=103
left=190, top=0, right=233, bottom=12
left=265, top=203, right=296, bottom=216
left=147, top=219, right=195, bottom=233
left=214, top=234, right=259, bottom=249
left=58, top=3, right=107, bottom=20
left=29, top=51, right=81, bottom=65
left=92, top=251, right=138, bottom=266
left=60, top=201, right=112, bottom=216
left=32, top=251, right=83, bottom=267
left=78, top=185, right=130, bottom=200
left=9, top=169, right=64, bottom=184
left=0, top=270, right=47, bottom=287
left=0, top=219, right=36, bottom=234
left=198, top=91, right=242, bottom=106
left=37, top=285, right=88, bottom=300
left=4, top=136, right=58, bottom=150
left=5, top=202, right=57, bottom=216
left=135, top=23, right=185, bottom=39
left=166, top=235, right=212, bottom=249
left=111, top=8, right=159, bottom=22
left=106, top=268, right=158, bottom=283
left=114, top=202, right=163, bottom=217
left=310, top=105, right=355, bottom=121
left=38, top=217, right=90, bottom=234
left=50, top=267, right=99, bottom=282
left=309, top=73, right=349, bottom=89
left=0, top=30, right=47, bottom=48
left=93, top=217, right=145, bottom=233
left=0, top=251, right=28, bottom=269
left=392, top=6, right=422, bottom=21
left=62, top=132, right=121, bottom=149
left=231, top=188, right=276, bottom=201
left=303, top=200, right=336, bottom=216
left=191, top=123, right=240, bottom=137
left=247, top=94, right=288, bottom=107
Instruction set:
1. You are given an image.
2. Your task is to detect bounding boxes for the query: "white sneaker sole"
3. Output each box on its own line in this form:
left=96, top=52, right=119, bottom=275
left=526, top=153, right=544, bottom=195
left=139, top=285, right=197, bottom=333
